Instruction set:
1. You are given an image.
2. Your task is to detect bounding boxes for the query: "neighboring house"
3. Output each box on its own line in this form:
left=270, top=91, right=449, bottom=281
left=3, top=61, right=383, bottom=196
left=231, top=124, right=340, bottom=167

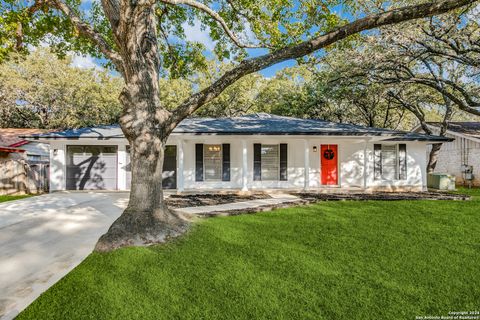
left=23, top=113, right=450, bottom=193
left=0, top=129, right=50, bottom=163
left=0, top=129, right=50, bottom=194
left=414, top=122, right=480, bottom=187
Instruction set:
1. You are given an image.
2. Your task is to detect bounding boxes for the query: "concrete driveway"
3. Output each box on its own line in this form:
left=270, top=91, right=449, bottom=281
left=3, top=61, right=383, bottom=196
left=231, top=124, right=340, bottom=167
left=0, top=192, right=129, bottom=320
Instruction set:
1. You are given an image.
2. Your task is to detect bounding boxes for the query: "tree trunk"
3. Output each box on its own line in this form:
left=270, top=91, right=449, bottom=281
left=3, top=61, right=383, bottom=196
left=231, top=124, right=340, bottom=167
left=427, top=143, right=443, bottom=173
left=94, top=133, right=188, bottom=252
left=94, top=3, right=189, bottom=252
left=427, top=88, right=453, bottom=174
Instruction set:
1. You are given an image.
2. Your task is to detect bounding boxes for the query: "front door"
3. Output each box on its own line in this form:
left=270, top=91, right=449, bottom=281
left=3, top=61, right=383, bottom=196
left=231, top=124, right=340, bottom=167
left=321, top=144, right=338, bottom=185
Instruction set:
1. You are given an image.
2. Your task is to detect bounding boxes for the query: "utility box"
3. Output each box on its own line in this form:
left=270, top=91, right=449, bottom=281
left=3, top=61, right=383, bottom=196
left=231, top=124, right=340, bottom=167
left=461, top=165, right=474, bottom=188
left=427, top=173, right=456, bottom=190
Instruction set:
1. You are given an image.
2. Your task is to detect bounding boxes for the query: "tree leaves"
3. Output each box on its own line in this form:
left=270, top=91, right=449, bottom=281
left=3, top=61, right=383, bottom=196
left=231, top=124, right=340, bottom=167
left=0, top=49, right=123, bottom=129
left=0, top=0, right=360, bottom=76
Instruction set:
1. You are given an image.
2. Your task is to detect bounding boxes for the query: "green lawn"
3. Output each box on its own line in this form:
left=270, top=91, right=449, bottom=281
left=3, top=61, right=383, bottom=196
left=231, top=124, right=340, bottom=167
left=0, top=194, right=32, bottom=203
left=18, top=189, right=480, bottom=320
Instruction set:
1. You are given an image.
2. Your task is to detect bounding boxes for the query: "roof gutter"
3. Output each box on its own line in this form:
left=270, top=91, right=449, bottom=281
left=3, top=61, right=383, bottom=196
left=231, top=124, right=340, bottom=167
left=0, top=146, right=26, bottom=153
left=9, top=140, right=30, bottom=148
left=21, top=132, right=452, bottom=142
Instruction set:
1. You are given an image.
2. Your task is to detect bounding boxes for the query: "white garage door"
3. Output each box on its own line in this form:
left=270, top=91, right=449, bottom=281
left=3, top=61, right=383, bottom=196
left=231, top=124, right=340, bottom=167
left=66, top=145, right=118, bottom=190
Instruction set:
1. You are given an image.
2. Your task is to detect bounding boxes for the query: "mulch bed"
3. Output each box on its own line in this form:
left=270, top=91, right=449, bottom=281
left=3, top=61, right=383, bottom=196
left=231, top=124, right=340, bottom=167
left=166, top=193, right=271, bottom=209
left=169, top=191, right=470, bottom=218
left=293, top=191, right=470, bottom=202
left=198, top=201, right=305, bottom=217
left=197, top=191, right=470, bottom=217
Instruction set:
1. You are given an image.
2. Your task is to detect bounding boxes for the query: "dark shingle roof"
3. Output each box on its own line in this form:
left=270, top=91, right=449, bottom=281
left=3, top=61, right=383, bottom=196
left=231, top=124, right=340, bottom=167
left=23, top=114, right=451, bottom=142
left=427, top=122, right=480, bottom=139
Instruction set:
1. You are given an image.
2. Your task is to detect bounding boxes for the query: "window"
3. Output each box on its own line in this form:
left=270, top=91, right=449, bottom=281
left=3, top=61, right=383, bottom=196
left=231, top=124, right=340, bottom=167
left=261, top=144, right=279, bottom=181
left=381, top=145, right=398, bottom=180
left=374, top=144, right=407, bottom=181
left=204, top=144, right=222, bottom=180
left=253, top=143, right=287, bottom=181
left=27, top=154, right=42, bottom=162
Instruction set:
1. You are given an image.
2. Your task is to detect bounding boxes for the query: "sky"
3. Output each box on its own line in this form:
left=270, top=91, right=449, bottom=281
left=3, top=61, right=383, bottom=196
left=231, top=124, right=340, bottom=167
left=178, top=19, right=299, bottom=77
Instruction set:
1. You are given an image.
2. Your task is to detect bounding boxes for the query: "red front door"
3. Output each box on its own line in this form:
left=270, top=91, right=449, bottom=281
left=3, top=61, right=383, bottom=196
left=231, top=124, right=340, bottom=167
left=321, top=145, right=338, bottom=185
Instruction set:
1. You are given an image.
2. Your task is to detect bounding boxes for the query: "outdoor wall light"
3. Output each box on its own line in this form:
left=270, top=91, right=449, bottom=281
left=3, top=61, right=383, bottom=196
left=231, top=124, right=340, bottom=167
left=53, top=149, right=58, bottom=156
left=313, top=146, right=318, bottom=152
left=207, top=145, right=221, bottom=152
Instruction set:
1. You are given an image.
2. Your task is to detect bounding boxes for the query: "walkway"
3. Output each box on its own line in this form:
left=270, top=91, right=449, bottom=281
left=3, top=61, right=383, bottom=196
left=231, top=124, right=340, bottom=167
left=174, top=193, right=302, bottom=216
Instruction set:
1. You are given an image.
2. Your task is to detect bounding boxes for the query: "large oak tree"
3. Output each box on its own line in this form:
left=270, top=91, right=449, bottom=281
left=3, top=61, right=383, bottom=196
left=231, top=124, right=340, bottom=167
left=1, top=0, right=477, bottom=251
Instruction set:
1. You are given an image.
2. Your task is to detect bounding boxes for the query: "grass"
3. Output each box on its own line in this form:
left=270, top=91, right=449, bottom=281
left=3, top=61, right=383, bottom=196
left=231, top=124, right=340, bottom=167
left=0, top=194, right=32, bottom=203
left=18, top=189, right=480, bottom=320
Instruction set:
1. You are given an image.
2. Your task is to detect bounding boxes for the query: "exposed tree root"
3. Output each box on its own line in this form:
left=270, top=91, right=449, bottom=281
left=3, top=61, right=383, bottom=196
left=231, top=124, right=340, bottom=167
left=94, top=207, right=190, bottom=252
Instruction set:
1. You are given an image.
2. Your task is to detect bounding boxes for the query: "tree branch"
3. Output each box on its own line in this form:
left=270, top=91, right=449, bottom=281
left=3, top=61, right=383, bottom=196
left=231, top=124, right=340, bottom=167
left=436, top=78, right=480, bottom=106
left=167, top=0, right=478, bottom=131
left=225, top=0, right=252, bottom=21
left=388, top=90, right=432, bottom=134
left=417, top=21, right=480, bottom=67
left=158, top=0, right=265, bottom=49
left=408, top=77, right=480, bottom=116
left=51, top=0, right=124, bottom=73
left=15, top=0, right=46, bottom=50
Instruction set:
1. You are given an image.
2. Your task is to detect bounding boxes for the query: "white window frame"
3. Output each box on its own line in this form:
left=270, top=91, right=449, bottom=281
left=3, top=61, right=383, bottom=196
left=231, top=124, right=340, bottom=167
left=260, top=144, right=280, bottom=181
left=203, top=144, right=223, bottom=181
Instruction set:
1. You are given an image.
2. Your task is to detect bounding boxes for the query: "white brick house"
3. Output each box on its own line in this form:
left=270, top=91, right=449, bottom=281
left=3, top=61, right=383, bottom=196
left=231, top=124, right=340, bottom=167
left=23, top=114, right=451, bottom=192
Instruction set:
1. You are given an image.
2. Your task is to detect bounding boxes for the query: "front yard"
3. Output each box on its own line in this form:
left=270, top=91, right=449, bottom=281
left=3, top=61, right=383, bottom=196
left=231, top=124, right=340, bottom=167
left=0, top=194, right=32, bottom=203
left=17, top=189, right=480, bottom=319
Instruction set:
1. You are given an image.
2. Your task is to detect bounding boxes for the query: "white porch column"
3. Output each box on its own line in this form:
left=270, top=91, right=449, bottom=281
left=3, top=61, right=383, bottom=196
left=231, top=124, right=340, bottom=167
left=50, top=142, right=66, bottom=192
left=117, top=144, right=127, bottom=190
left=177, top=140, right=185, bottom=193
left=421, top=143, right=428, bottom=191
left=304, top=139, right=310, bottom=190
left=363, top=140, right=368, bottom=189
left=242, top=140, right=248, bottom=192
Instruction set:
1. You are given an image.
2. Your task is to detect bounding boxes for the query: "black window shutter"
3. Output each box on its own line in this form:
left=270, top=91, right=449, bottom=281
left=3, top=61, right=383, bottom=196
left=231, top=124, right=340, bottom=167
left=222, top=143, right=230, bottom=181
left=195, top=144, right=204, bottom=181
left=399, top=144, right=407, bottom=180
left=253, top=143, right=261, bottom=181
left=374, top=144, right=382, bottom=180
left=280, top=143, right=288, bottom=181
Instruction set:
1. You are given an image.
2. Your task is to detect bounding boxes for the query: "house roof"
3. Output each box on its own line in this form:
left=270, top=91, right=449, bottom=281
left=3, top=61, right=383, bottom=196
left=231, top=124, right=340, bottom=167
left=0, top=128, right=47, bottom=147
left=426, top=122, right=480, bottom=140
left=22, top=114, right=452, bottom=142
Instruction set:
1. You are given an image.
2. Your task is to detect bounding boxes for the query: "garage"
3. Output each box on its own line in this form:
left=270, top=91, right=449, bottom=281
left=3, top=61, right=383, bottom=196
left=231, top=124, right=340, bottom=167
left=66, top=145, right=118, bottom=190
left=126, top=145, right=177, bottom=189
